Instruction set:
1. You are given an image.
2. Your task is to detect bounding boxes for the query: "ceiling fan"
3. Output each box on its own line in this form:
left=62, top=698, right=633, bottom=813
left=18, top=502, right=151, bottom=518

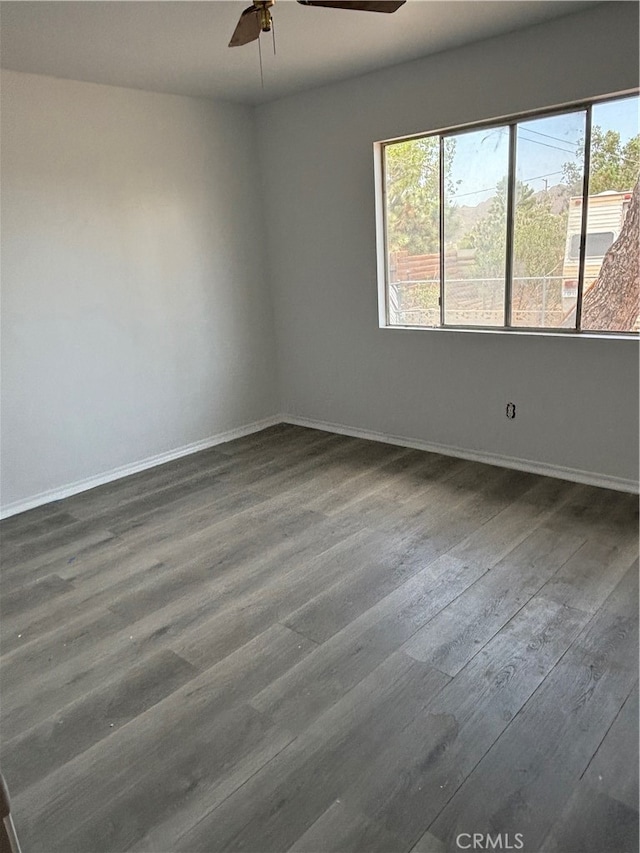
left=229, top=0, right=406, bottom=48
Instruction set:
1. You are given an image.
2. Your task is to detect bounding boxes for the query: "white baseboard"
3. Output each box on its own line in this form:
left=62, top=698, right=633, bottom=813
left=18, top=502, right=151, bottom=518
left=0, top=415, right=282, bottom=519
left=3, top=411, right=637, bottom=519
left=281, top=414, right=640, bottom=495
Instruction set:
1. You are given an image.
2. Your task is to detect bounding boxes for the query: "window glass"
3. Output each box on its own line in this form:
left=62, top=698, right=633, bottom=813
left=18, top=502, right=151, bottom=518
left=581, top=96, right=640, bottom=332
left=380, top=93, right=640, bottom=335
left=443, top=127, right=509, bottom=326
left=384, top=136, right=440, bottom=326
left=568, top=232, right=615, bottom=259
left=512, top=111, right=585, bottom=329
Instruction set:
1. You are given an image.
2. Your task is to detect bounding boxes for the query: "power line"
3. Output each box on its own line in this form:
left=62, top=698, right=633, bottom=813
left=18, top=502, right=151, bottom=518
left=521, top=132, right=640, bottom=167
left=510, top=125, right=639, bottom=165
left=518, top=125, right=583, bottom=145
left=496, top=125, right=578, bottom=155
left=452, top=169, right=564, bottom=199
left=517, top=134, right=578, bottom=156
left=521, top=170, right=564, bottom=183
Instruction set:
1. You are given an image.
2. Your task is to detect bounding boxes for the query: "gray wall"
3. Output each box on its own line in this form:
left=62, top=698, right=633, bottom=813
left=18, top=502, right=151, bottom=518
left=1, top=71, right=277, bottom=511
left=256, top=2, right=639, bottom=487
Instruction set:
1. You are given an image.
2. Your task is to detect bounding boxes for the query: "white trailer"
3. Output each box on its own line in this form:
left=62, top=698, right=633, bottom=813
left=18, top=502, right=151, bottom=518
left=562, top=190, right=632, bottom=300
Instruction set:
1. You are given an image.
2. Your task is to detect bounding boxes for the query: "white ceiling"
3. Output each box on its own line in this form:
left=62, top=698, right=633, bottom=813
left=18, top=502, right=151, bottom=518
left=0, top=0, right=603, bottom=105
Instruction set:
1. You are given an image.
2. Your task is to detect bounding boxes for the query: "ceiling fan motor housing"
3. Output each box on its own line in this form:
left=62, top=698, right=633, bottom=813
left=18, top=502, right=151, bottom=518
left=257, top=0, right=274, bottom=32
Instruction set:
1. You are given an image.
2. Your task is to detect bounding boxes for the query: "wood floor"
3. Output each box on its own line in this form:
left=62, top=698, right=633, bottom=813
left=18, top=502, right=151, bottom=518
left=1, top=424, right=638, bottom=853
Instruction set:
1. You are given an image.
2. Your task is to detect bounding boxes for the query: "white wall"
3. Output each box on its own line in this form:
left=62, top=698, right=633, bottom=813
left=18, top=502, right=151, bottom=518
left=1, top=71, right=277, bottom=512
left=256, top=2, right=640, bottom=489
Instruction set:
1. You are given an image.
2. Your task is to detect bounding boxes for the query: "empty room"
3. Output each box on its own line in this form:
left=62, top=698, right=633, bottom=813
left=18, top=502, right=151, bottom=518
left=0, top=1, right=638, bottom=851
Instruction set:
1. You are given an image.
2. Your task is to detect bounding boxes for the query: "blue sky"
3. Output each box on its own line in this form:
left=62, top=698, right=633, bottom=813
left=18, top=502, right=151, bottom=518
left=448, top=94, right=639, bottom=206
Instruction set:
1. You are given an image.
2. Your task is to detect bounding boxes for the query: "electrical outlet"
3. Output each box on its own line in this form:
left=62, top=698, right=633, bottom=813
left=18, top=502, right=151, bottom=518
left=506, top=402, right=516, bottom=419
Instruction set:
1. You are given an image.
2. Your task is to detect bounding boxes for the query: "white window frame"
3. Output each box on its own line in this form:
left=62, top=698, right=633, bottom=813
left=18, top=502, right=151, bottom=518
left=374, top=90, right=640, bottom=338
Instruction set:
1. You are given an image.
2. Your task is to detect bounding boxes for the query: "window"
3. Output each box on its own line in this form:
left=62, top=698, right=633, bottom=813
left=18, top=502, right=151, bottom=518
left=569, top=232, right=615, bottom=260
left=379, top=92, right=639, bottom=335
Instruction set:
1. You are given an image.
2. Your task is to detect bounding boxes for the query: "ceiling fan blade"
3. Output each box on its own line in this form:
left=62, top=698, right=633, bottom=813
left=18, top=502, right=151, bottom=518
left=229, top=6, right=261, bottom=47
left=297, top=1, right=406, bottom=12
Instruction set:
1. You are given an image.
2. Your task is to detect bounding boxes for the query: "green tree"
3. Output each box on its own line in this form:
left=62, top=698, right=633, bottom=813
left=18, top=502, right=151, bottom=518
left=385, top=136, right=456, bottom=255
left=459, top=177, right=508, bottom=276
left=461, top=178, right=565, bottom=279
left=512, top=183, right=565, bottom=277
left=563, top=127, right=640, bottom=193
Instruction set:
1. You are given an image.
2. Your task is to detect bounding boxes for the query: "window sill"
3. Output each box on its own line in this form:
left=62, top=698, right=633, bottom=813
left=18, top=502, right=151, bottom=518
left=379, top=324, right=639, bottom=341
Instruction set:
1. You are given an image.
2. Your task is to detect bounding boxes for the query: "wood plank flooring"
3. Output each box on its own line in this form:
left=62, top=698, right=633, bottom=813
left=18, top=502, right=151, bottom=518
left=0, top=423, right=638, bottom=853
